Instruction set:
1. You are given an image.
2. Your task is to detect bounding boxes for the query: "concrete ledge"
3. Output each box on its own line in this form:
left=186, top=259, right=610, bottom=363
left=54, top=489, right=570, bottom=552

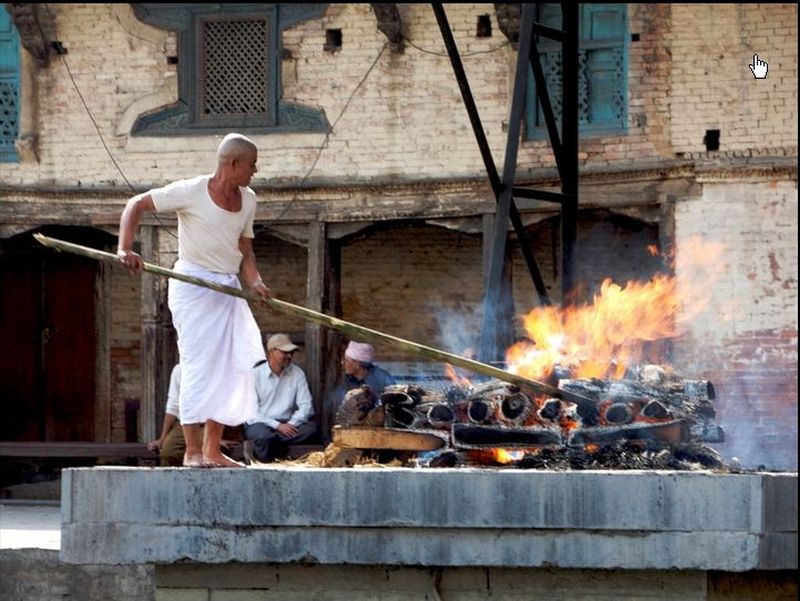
left=0, top=548, right=153, bottom=601
left=60, top=467, right=797, bottom=570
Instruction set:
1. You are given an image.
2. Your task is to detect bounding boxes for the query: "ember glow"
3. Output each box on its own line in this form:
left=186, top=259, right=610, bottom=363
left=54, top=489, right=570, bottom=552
left=444, top=363, right=473, bottom=388
left=467, top=448, right=523, bottom=465
left=507, top=237, right=725, bottom=381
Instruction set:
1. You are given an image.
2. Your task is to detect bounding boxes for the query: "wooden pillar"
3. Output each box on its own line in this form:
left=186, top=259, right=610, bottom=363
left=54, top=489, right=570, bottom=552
left=306, top=221, right=342, bottom=439
left=94, top=261, right=112, bottom=442
left=15, top=47, right=39, bottom=162
left=139, top=225, right=174, bottom=443
left=306, top=221, right=326, bottom=425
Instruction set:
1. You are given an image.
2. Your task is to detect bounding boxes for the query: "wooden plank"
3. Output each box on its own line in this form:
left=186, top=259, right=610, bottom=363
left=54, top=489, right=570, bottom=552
left=332, top=426, right=447, bottom=451
left=0, top=442, right=154, bottom=458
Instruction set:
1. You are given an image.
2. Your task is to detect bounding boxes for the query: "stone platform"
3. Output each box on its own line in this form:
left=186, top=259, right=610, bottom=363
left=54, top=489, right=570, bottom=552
left=61, top=466, right=796, bottom=571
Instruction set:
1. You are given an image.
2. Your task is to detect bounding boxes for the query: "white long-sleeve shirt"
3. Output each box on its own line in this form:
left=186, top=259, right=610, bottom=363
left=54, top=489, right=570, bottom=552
left=248, top=362, right=314, bottom=429
left=165, top=363, right=182, bottom=419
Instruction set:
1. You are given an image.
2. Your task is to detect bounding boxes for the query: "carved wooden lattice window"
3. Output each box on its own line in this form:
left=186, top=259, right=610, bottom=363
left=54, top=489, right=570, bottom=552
left=525, top=4, right=627, bottom=139
left=196, top=15, right=272, bottom=124
left=130, top=4, right=329, bottom=136
left=0, top=4, right=20, bottom=162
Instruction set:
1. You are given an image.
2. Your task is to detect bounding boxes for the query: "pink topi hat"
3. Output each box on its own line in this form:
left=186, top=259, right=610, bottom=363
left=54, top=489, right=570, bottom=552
left=345, top=341, right=375, bottom=364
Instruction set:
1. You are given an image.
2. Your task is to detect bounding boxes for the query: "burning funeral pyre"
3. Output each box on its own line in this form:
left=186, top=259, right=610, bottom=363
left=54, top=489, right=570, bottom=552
left=331, top=362, right=726, bottom=470
left=327, top=238, right=732, bottom=471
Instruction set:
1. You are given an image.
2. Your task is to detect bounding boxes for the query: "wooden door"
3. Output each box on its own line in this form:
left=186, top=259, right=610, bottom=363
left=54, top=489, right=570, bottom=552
left=0, top=248, right=96, bottom=441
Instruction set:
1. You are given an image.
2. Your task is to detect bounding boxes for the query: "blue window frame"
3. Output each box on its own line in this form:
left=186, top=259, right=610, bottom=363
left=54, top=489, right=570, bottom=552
left=524, top=4, right=628, bottom=140
left=0, top=4, right=20, bottom=162
left=131, top=3, right=330, bottom=136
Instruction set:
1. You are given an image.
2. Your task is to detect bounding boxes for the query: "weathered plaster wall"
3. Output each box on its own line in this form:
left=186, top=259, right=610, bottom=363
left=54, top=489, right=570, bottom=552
left=674, top=179, right=798, bottom=469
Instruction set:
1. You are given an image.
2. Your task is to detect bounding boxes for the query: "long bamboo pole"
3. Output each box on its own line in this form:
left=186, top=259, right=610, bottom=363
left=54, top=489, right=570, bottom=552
left=33, top=234, right=596, bottom=409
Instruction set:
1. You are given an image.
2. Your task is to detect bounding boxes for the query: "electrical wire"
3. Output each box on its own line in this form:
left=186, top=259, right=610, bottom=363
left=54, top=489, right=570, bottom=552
left=404, top=37, right=511, bottom=57
left=43, top=4, right=178, bottom=239
left=43, top=3, right=505, bottom=230
left=269, top=35, right=506, bottom=221
left=270, top=42, right=388, bottom=222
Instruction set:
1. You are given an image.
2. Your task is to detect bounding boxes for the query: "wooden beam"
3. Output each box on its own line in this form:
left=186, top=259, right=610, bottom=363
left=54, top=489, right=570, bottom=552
left=0, top=441, right=153, bottom=459
left=370, top=4, right=403, bottom=52
left=333, top=426, right=447, bottom=451
left=6, top=4, right=50, bottom=66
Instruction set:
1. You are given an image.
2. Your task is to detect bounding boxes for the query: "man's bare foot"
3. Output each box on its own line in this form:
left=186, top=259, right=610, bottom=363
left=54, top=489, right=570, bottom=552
left=183, top=454, right=207, bottom=467
left=202, top=452, right=245, bottom=468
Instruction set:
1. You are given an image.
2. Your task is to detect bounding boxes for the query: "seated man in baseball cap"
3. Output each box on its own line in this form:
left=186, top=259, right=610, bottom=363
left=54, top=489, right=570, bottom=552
left=243, top=333, right=318, bottom=463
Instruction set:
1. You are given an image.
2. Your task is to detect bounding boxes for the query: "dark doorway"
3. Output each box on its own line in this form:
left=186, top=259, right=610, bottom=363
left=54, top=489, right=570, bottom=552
left=0, top=227, right=112, bottom=441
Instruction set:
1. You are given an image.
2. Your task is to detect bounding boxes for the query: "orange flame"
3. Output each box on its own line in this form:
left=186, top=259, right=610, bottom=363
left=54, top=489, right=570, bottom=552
left=466, top=448, right=523, bottom=465
left=445, top=347, right=477, bottom=388
left=493, top=448, right=524, bottom=464
left=445, top=363, right=473, bottom=388
left=507, top=237, right=725, bottom=381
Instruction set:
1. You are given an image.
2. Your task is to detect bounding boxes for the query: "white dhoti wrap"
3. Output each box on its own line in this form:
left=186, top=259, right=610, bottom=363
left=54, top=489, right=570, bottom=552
left=168, top=260, right=266, bottom=426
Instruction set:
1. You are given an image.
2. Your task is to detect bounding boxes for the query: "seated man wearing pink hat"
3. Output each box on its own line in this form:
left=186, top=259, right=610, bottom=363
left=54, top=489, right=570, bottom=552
left=324, top=340, right=396, bottom=440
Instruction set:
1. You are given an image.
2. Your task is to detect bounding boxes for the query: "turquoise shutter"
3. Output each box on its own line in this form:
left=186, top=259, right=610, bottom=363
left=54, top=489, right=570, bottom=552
left=525, top=4, right=627, bottom=139
left=581, top=4, right=627, bottom=129
left=0, top=4, right=20, bottom=162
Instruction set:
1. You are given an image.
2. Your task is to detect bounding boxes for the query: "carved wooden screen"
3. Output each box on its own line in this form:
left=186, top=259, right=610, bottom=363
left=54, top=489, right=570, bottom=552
left=196, top=14, right=273, bottom=126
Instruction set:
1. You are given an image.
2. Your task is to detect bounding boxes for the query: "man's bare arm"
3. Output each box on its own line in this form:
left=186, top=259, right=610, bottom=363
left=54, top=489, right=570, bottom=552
left=239, top=236, right=273, bottom=298
left=117, top=193, right=156, bottom=272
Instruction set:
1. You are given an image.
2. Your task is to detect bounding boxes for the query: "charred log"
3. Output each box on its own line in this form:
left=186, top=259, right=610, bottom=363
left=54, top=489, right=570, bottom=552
left=385, top=404, right=416, bottom=428
left=452, top=424, right=562, bottom=449
left=380, top=384, right=425, bottom=406
left=335, top=385, right=377, bottom=427
left=498, top=392, right=533, bottom=424
left=682, top=379, right=716, bottom=400
left=538, top=398, right=562, bottom=421
left=690, top=421, right=725, bottom=443
left=425, top=403, right=456, bottom=429
left=559, top=376, right=716, bottom=405
left=603, top=402, right=634, bottom=424
left=468, top=380, right=520, bottom=399
left=673, top=441, right=725, bottom=469
left=428, top=450, right=459, bottom=468
left=641, top=399, right=671, bottom=420
left=445, top=386, right=469, bottom=404
left=569, top=420, right=688, bottom=446
left=467, top=399, right=495, bottom=424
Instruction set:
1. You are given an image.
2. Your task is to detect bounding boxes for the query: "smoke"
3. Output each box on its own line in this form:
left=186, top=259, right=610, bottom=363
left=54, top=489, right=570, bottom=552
left=711, top=369, right=798, bottom=472
left=432, top=304, right=484, bottom=357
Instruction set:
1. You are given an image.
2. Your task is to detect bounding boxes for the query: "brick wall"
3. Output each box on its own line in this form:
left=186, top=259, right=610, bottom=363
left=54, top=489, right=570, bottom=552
left=251, top=233, right=309, bottom=370
left=512, top=209, right=663, bottom=311
left=340, top=223, right=484, bottom=362
left=673, top=180, right=798, bottom=470
left=1, top=4, right=794, bottom=188
left=670, top=4, right=798, bottom=155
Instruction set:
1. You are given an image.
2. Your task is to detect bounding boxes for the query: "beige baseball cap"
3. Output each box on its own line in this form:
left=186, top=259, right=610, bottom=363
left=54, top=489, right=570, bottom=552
left=267, top=333, right=299, bottom=352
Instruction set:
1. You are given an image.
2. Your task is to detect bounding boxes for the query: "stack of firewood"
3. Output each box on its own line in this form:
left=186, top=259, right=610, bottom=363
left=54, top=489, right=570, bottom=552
left=330, top=364, right=726, bottom=470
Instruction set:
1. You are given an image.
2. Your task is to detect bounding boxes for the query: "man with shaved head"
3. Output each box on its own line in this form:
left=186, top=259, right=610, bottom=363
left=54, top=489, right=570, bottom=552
left=118, top=133, right=271, bottom=467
